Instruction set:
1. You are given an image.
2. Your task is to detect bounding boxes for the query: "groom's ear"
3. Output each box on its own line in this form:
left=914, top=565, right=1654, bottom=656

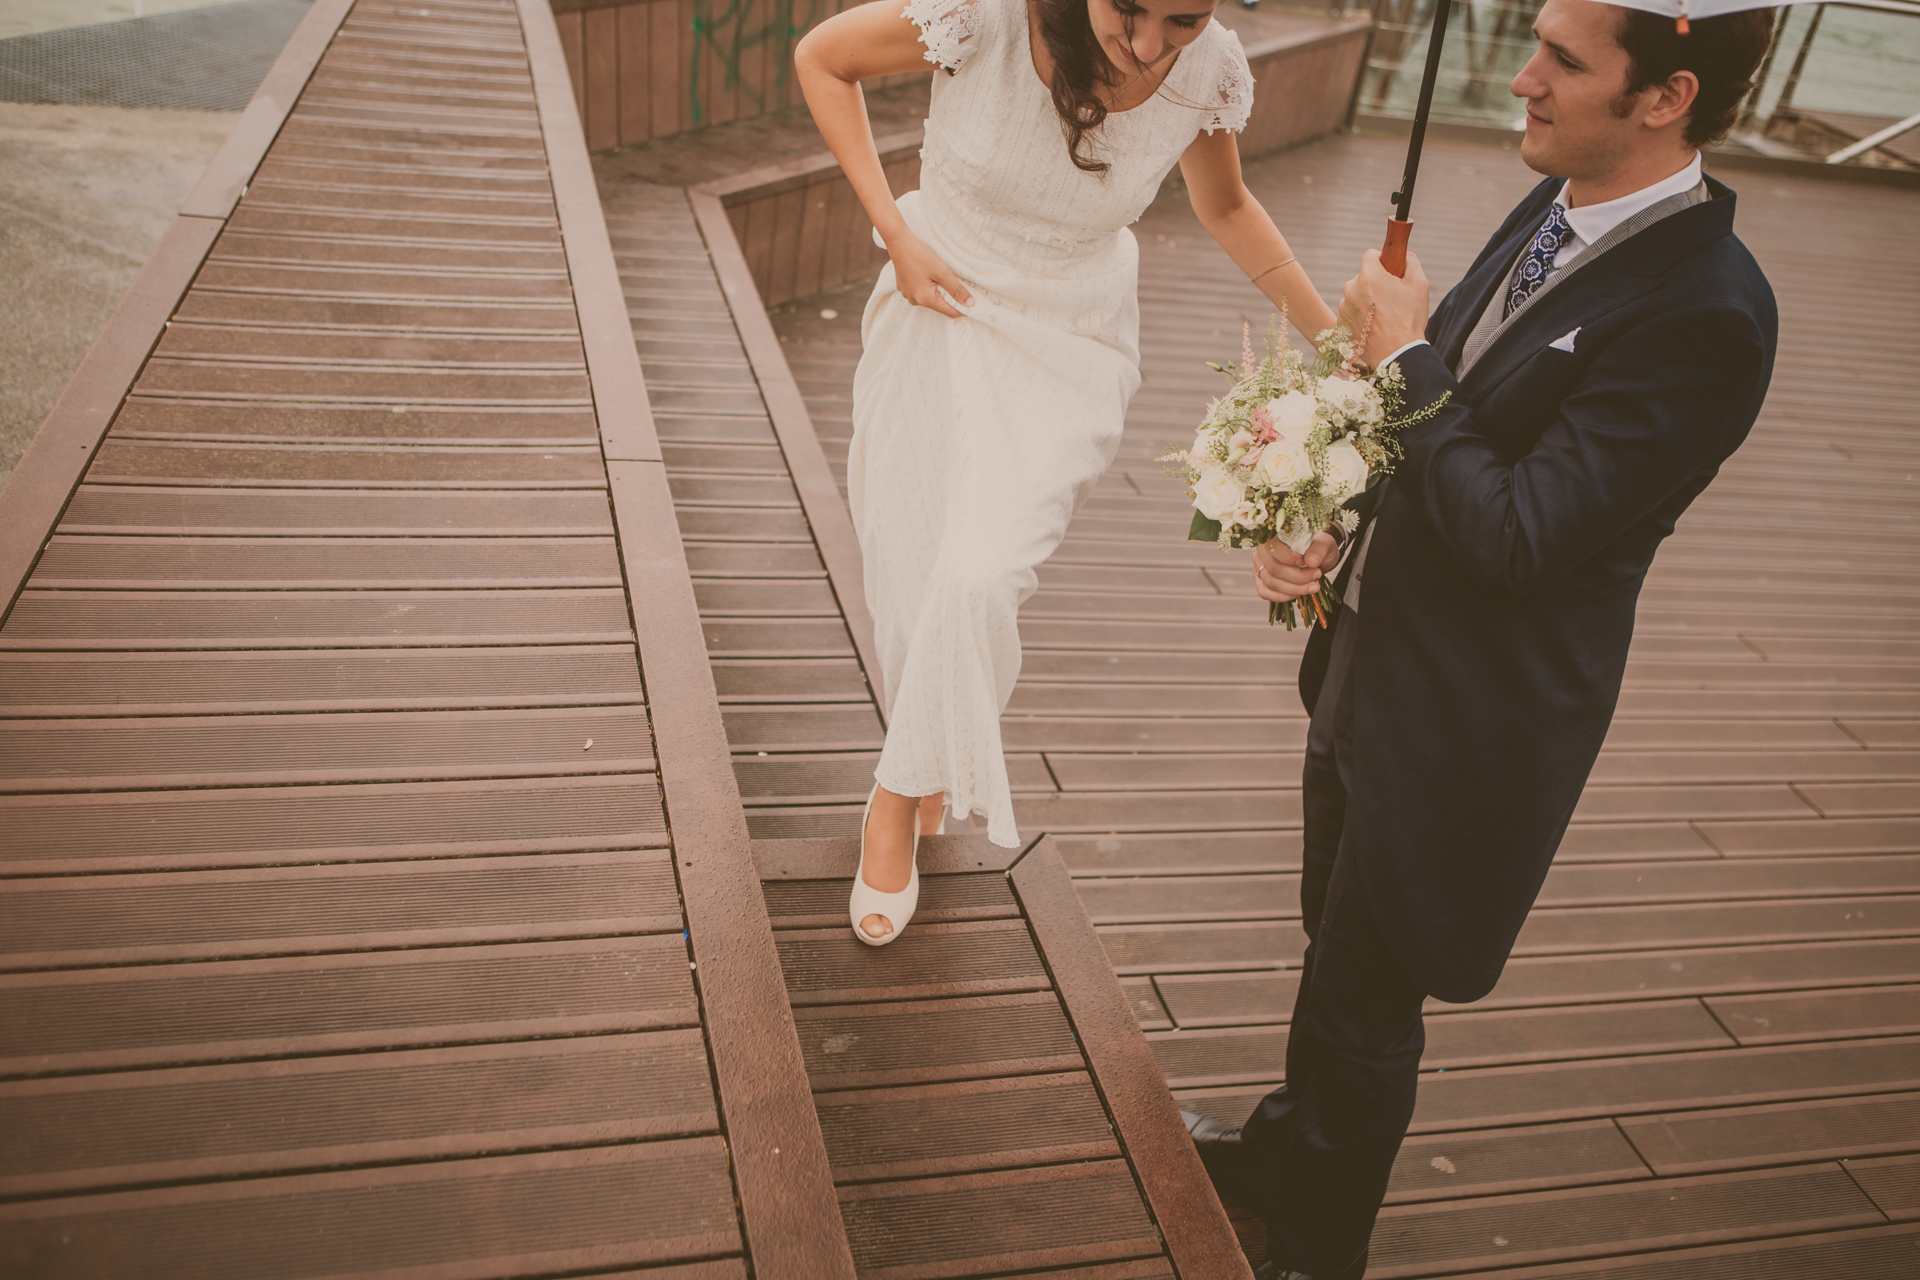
left=1630, top=68, right=1699, bottom=134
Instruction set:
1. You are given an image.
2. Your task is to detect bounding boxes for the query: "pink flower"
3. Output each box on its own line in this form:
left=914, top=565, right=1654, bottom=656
left=1247, top=404, right=1278, bottom=445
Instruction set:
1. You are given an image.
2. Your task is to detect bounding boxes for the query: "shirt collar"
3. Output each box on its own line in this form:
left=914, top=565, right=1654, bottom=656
left=1554, top=152, right=1704, bottom=246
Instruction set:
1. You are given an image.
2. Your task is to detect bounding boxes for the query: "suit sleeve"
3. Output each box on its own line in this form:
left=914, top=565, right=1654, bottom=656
left=1392, top=303, right=1768, bottom=591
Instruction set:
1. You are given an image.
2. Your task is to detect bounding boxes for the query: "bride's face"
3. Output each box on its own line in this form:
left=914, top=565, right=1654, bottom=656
left=1086, top=0, right=1216, bottom=73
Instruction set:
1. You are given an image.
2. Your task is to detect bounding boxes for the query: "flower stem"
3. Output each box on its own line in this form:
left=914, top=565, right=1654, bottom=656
left=1267, top=577, right=1344, bottom=630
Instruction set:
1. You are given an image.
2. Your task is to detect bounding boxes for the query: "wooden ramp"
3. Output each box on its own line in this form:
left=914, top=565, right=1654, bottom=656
left=0, top=1, right=824, bottom=1274
left=766, top=134, right=1920, bottom=1274
left=0, top=1, right=1242, bottom=1276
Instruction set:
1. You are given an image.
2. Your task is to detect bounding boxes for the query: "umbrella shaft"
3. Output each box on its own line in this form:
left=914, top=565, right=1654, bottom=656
left=1394, top=0, right=1454, bottom=222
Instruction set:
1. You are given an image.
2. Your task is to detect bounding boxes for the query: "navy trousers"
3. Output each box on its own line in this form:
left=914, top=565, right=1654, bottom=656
left=1239, top=606, right=1430, bottom=1275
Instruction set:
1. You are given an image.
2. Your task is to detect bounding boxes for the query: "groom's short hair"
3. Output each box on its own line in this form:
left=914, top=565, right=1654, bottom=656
left=1613, top=6, right=1778, bottom=148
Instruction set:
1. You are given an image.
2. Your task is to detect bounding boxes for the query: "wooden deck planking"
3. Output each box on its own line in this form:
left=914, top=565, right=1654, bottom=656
left=0, top=0, right=842, bottom=1274
left=593, top=173, right=907, bottom=840
left=755, top=834, right=1247, bottom=1279
left=767, top=133, right=1920, bottom=1272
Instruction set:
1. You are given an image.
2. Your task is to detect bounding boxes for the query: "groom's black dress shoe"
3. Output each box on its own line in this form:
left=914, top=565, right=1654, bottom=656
left=1181, top=1108, right=1256, bottom=1196
left=1181, top=1111, right=1369, bottom=1280
left=1254, top=1251, right=1368, bottom=1280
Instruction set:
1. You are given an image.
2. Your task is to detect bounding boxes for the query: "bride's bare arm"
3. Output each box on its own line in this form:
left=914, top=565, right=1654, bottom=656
left=795, top=6, right=974, bottom=319
left=1178, top=130, right=1339, bottom=341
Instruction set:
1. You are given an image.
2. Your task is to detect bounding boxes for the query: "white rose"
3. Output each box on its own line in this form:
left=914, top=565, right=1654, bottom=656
left=1191, top=467, right=1244, bottom=522
left=1318, top=378, right=1385, bottom=433
left=1274, top=514, right=1316, bottom=555
left=1254, top=436, right=1312, bottom=490
left=1317, top=376, right=1369, bottom=412
left=1268, top=391, right=1318, bottom=432
left=1226, top=499, right=1267, bottom=532
left=1320, top=438, right=1370, bottom=501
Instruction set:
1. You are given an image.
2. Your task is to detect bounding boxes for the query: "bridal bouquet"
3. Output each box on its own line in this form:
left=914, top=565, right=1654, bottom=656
left=1160, top=318, right=1443, bottom=629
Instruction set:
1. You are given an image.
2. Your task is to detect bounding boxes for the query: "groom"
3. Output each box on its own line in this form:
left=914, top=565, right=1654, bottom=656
left=1183, top=3, right=1779, bottom=1277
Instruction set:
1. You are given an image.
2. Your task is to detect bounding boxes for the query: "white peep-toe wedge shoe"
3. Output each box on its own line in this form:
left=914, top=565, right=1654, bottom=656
left=851, top=785, right=920, bottom=947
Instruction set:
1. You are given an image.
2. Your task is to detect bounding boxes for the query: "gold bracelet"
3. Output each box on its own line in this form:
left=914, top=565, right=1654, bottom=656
left=1249, top=256, right=1298, bottom=285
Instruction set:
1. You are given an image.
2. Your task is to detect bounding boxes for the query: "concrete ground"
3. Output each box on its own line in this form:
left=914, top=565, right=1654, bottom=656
left=0, top=1, right=234, bottom=41
left=0, top=100, right=235, bottom=484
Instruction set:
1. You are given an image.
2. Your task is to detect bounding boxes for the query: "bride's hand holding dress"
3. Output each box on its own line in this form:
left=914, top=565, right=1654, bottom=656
left=796, top=3, right=978, bottom=325
left=883, top=228, right=977, bottom=319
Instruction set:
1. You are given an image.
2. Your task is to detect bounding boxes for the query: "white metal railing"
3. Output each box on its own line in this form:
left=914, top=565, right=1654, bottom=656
left=1824, top=108, right=1920, bottom=161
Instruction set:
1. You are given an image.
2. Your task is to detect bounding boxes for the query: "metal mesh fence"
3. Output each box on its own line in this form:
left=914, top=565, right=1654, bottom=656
left=0, top=0, right=313, bottom=112
left=1357, top=0, right=1544, bottom=129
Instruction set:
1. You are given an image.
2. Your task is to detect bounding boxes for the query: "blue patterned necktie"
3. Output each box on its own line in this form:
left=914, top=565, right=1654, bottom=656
left=1505, top=203, right=1574, bottom=319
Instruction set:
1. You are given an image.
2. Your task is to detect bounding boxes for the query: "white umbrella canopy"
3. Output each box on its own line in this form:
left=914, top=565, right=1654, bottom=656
left=1579, top=0, right=1825, bottom=35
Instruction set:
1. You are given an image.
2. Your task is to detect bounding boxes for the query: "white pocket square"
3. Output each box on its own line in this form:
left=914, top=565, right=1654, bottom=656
left=1549, top=328, right=1581, bottom=353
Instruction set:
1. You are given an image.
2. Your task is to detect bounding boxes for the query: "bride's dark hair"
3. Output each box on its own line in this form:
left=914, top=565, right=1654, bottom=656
left=1035, top=0, right=1115, bottom=175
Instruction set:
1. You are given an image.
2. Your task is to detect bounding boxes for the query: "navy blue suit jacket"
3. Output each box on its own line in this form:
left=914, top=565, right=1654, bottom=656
left=1300, top=174, right=1778, bottom=1003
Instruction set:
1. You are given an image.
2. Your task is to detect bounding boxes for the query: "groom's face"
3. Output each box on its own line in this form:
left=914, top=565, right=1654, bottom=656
left=1511, top=0, right=1647, bottom=182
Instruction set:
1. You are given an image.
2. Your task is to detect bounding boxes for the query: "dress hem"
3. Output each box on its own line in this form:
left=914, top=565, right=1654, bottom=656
left=872, top=767, right=1022, bottom=848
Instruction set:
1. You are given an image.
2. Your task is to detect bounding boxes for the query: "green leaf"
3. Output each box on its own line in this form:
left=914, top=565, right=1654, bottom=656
left=1187, top=510, right=1222, bottom=543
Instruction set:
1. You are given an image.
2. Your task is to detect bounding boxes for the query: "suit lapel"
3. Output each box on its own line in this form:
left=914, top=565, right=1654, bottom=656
left=1350, top=187, right=1556, bottom=585
left=1434, top=232, right=1525, bottom=370
left=1457, top=183, right=1739, bottom=400
left=1429, top=184, right=1556, bottom=369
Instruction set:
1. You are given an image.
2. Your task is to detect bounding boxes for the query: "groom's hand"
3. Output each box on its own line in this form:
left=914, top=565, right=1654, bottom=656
left=1252, top=532, right=1341, bottom=604
left=1342, top=249, right=1431, bottom=370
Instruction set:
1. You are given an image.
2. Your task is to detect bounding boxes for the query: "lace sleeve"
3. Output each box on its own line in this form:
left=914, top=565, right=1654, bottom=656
left=902, top=0, right=985, bottom=74
left=1200, top=30, right=1254, bottom=134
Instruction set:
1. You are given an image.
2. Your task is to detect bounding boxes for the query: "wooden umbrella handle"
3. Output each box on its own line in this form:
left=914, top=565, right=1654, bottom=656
left=1381, top=219, right=1413, bottom=278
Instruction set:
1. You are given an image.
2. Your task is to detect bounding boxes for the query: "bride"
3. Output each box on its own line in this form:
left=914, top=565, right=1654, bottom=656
left=795, top=0, right=1335, bottom=945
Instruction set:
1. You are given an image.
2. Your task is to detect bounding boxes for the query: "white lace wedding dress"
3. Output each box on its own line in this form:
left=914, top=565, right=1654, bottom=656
left=852, top=0, right=1252, bottom=846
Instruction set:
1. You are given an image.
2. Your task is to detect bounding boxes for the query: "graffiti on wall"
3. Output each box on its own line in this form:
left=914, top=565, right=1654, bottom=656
left=689, top=0, right=832, bottom=123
